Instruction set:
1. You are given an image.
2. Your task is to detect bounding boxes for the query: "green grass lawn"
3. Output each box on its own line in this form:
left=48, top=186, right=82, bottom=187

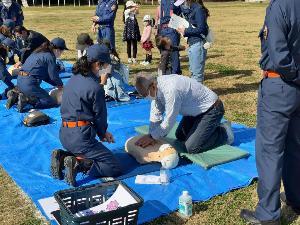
left=0, top=2, right=299, bottom=225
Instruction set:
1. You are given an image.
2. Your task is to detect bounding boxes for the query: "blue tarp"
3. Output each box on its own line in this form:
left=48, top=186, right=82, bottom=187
left=0, top=64, right=258, bottom=224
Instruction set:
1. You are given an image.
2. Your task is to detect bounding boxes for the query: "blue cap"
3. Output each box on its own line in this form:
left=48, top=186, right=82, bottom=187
left=3, top=19, right=15, bottom=29
left=51, top=37, right=68, bottom=50
left=2, top=38, right=16, bottom=49
left=86, top=44, right=111, bottom=64
left=0, top=33, right=6, bottom=42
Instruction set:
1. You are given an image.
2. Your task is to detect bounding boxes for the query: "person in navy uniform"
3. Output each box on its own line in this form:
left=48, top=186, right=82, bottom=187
left=15, top=38, right=66, bottom=112
left=2, top=37, right=20, bottom=64
left=240, top=0, right=300, bottom=224
left=91, top=0, right=118, bottom=51
left=50, top=37, right=68, bottom=73
left=0, top=0, right=24, bottom=27
left=0, top=44, right=15, bottom=101
left=158, top=0, right=181, bottom=75
left=174, top=0, right=209, bottom=83
left=14, top=26, right=48, bottom=64
left=51, top=44, right=121, bottom=186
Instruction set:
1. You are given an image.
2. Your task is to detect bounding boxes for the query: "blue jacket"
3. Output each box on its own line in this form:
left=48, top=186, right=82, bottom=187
left=260, top=0, right=300, bottom=85
left=95, top=0, right=117, bottom=27
left=0, top=57, right=14, bottom=88
left=0, top=2, right=24, bottom=26
left=174, top=3, right=208, bottom=46
left=20, top=51, right=63, bottom=87
left=61, top=74, right=108, bottom=139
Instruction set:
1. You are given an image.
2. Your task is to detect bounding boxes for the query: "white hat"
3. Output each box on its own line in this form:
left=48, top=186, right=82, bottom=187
left=143, top=15, right=151, bottom=21
left=174, top=0, right=185, bottom=7
left=126, top=0, right=137, bottom=8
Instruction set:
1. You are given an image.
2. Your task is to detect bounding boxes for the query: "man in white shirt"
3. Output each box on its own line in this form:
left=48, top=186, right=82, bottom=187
left=135, top=73, right=234, bottom=152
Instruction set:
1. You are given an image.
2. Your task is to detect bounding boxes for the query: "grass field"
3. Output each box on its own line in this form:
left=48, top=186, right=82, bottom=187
left=0, top=2, right=299, bottom=225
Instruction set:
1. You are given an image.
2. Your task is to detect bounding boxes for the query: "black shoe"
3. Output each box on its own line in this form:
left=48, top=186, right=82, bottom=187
left=51, top=149, right=72, bottom=180
left=6, top=89, right=19, bottom=109
left=17, top=93, right=28, bottom=113
left=240, top=209, right=281, bottom=225
left=280, top=192, right=300, bottom=215
left=64, top=156, right=78, bottom=187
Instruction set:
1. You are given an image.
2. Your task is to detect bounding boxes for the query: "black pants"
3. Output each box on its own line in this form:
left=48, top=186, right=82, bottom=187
left=175, top=101, right=227, bottom=154
left=127, top=40, right=137, bottom=58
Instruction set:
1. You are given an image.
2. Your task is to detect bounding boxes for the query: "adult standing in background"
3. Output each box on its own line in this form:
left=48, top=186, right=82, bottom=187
left=91, top=0, right=118, bottom=51
left=174, top=0, right=209, bottom=83
left=0, top=0, right=24, bottom=26
left=240, top=0, right=300, bottom=224
left=159, top=0, right=181, bottom=75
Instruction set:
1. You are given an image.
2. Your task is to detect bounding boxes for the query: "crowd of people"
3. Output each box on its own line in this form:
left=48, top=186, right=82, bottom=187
left=0, top=0, right=299, bottom=224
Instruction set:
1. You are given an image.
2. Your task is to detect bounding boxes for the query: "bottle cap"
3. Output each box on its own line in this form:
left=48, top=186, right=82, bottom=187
left=183, top=191, right=189, bottom=196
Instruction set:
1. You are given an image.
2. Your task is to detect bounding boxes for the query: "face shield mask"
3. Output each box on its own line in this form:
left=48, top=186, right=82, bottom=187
left=7, top=50, right=14, bottom=58
left=181, top=1, right=190, bottom=10
left=2, top=0, right=12, bottom=8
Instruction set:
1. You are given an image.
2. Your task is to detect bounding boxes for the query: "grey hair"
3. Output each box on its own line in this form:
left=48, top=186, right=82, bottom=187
left=135, top=72, right=157, bottom=96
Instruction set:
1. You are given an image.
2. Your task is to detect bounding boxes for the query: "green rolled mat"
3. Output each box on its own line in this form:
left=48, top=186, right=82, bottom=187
left=135, top=123, right=250, bottom=169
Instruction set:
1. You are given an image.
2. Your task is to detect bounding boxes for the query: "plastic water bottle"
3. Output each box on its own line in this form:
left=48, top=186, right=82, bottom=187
left=179, top=191, right=192, bottom=217
left=160, top=168, right=170, bottom=185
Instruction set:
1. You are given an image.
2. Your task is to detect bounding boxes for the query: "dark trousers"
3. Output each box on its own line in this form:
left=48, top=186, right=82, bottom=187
left=175, top=101, right=227, bottom=154
left=17, top=75, right=57, bottom=109
left=255, top=77, right=300, bottom=221
left=127, top=40, right=137, bottom=59
left=98, top=26, right=116, bottom=50
left=159, top=27, right=181, bottom=74
left=60, top=125, right=121, bottom=178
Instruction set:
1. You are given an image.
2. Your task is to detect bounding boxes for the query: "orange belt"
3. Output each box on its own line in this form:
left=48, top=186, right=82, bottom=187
left=263, top=70, right=281, bottom=78
left=62, top=121, right=90, bottom=128
left=19, top=71, right=29, bottom=76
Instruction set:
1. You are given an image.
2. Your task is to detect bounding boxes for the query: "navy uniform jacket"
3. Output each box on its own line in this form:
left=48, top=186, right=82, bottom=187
left=20, top=30, right=49, bottom=64
left=20, top=51, right=63, bottom=87
left=0, top=2, right=24, bottom=26
left=0, top=57, right=14, bottom=88
left=95, top=0, right=117, bottom=27
left=61, top=74, right=108, bottom=140
left=260, top=0, right=300, bottom=85
left=174, top=3, right=208, bottom=46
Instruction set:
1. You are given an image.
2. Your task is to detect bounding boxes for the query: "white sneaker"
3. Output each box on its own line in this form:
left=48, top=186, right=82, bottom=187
left=221, top=121, right=234, bottom=145
left=128, top=58, right=132, bottom=64
left=140, top=61, right=146, bottom=65
left=143, top=61, right=150, bottom=66
left=132, top=58, right=137, bottom=64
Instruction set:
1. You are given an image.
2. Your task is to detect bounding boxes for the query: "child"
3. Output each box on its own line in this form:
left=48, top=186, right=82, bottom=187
left=140, top=15, right=154, bottom=66
left=76, top=33, right=93, bottom=59
left=156, top=35, right=185, bottom=75
left=123, top=0, right=141, bottom=64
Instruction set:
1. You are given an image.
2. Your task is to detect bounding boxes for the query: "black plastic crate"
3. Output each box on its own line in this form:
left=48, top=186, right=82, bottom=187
left=54, top=181, right=143, bottom=225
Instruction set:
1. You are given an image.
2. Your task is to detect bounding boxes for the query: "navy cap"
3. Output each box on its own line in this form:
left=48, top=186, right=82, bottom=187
left=2, top=38, right=16, bottom=49
left=51, top=37, right=68, bottom=50
left=3, top=19, right=15, bottom=29
left=0, top=33, right=6, bottom=42
left=86, top=44, right=111, bottom=64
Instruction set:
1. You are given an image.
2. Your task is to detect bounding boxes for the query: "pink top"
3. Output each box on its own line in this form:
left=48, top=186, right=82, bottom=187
left=141, top=25, right=152, bottom=43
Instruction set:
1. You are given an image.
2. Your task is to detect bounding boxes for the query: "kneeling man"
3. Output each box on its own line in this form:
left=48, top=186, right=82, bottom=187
left=135, top=74, right=234, bottom=153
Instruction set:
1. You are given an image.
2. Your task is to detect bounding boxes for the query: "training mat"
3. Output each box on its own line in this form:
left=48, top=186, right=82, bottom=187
left=0, top=93, right=257, bottom=224
left=135, top=124, right=250, bottom=169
